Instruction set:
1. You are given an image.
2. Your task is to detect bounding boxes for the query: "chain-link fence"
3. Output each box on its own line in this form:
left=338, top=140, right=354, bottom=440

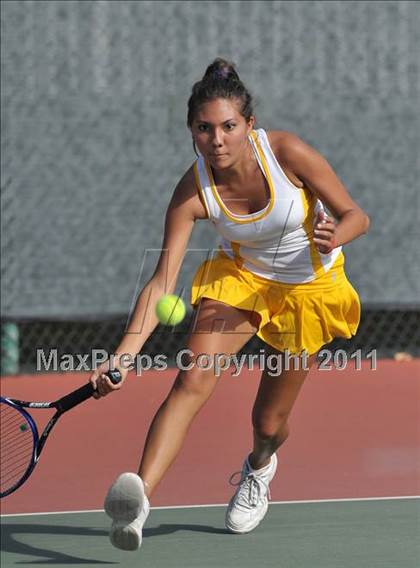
left=1, top=307, right=419, bottom=375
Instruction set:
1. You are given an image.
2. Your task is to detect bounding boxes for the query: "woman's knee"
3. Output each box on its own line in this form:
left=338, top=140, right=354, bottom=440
left=252, top=409, right=290, bottom=441
left=172, top=365, right=219, bottom=400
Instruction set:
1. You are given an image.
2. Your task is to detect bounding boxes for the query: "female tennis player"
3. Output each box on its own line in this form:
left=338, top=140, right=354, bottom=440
left=90, top=58, right=369, bottom=550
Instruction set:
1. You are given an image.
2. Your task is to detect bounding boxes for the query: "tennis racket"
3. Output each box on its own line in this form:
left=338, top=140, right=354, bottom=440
left=0, top=370, right=121, bottom=498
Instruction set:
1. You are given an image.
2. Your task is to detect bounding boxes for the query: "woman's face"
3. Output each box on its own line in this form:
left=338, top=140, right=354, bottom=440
left=191, top=98, right=255, bottom=170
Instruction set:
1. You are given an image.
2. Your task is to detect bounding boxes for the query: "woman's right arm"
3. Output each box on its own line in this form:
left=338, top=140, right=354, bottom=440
left=90, top=166, right=207, bottom=395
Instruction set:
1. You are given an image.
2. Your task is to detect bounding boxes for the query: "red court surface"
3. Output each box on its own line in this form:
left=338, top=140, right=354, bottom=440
left=1, top=360, right=419, bottom=515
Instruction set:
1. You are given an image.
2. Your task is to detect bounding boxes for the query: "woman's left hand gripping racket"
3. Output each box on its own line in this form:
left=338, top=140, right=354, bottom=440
left=0, top=370, right=121, bottom=498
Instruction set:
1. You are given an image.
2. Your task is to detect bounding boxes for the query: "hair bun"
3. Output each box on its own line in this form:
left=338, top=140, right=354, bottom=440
left=187, top=58, right=254, bottom=129
left=203, top=58, right=239, bottom=82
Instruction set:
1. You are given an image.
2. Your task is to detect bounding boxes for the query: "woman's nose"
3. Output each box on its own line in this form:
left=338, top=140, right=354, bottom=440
left=211, top=128, right=224, bottom=147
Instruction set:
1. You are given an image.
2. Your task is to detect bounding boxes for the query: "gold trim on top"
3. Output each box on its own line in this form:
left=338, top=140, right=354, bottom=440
left=204, top=130, right=275, bottom=224
left=300, top=188, right=326, bottom=278
left=193, top=161, right=211, bottom=219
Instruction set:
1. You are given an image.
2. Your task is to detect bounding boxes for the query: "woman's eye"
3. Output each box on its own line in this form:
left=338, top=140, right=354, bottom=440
left=197, top=123, right=235, bottom=132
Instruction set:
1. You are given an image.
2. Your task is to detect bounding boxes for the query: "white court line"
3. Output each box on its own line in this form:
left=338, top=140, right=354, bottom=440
left=1, top=495, right=419, bottom=518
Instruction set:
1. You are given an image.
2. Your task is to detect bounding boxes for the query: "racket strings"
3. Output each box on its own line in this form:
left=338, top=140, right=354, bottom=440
left=1, top=403, right=35, bottom=495
left=2, top=458, right=35, bottom=485
left=2, top=417, right=30, bottom=436
left=2, top=437, right=34, bottom=458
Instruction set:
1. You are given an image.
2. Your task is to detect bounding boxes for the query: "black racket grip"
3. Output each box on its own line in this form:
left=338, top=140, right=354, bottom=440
left=56, top=370, right=122, bottom=413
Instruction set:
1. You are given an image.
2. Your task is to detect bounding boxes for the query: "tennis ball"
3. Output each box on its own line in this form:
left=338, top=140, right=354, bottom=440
left=19, top=423, right=28, bottom=432
left=155, top=295, right=186, bottom=326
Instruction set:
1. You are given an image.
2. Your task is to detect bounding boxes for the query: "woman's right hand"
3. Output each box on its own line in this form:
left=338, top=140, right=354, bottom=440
left=89, top=357, right=129, bottom=399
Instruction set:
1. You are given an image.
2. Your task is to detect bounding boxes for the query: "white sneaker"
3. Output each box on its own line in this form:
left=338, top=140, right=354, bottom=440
left=104, top=473, right=150, bottom=551
left=225, top=453, right=277, bottom=534
left=109, top=500, right=150, bottom=551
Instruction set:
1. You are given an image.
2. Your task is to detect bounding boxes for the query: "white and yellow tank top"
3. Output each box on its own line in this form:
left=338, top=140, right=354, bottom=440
left=193, top=128, right=342, bottom=284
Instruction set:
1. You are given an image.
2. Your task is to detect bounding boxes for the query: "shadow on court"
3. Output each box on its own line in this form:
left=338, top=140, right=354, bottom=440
left=144, top=523, right=229, bottom=537
left=0, top=521, right=229, bottom=565
left=0, top=524, right=113, bottom=565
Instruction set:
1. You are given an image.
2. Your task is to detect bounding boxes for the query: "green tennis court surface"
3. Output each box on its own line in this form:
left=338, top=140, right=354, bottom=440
left=1, top=498, right=419, bottom=567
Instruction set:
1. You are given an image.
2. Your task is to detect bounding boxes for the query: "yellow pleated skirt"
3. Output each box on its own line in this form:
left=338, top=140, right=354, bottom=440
left=190, top=250, right=361, bottom=355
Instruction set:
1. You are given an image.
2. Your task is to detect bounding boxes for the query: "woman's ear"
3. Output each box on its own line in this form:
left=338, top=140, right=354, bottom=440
left=247, top=115, right=256, bottom=133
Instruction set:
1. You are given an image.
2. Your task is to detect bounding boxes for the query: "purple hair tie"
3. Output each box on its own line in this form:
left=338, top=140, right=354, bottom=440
left=215, top=68, right=229, bottom=79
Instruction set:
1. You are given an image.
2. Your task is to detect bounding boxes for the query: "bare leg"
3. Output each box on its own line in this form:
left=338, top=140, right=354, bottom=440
left=138, top=299, right=260, bottom=498
left=249, top=350, right=318, bottom=470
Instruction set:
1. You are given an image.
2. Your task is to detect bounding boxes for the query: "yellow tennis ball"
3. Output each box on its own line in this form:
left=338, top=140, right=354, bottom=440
left=155, top=295, right=186, bottom=326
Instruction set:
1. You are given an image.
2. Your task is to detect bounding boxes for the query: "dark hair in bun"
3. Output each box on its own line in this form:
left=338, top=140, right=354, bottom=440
left=187, top=58, right=254, bottom=128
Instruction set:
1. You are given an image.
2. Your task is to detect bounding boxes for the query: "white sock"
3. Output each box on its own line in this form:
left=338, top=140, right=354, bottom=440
left=246, top=454, right=273, bottom=473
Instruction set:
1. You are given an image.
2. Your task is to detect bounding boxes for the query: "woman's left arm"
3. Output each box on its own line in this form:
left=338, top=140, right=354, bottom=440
left=274, top=132, right=370, bottom=253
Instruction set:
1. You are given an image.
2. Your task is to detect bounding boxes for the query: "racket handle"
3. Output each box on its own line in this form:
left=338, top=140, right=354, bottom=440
left=106, top=370, right=122, bottom=384
left=56, top=370, right=122, bottom=413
